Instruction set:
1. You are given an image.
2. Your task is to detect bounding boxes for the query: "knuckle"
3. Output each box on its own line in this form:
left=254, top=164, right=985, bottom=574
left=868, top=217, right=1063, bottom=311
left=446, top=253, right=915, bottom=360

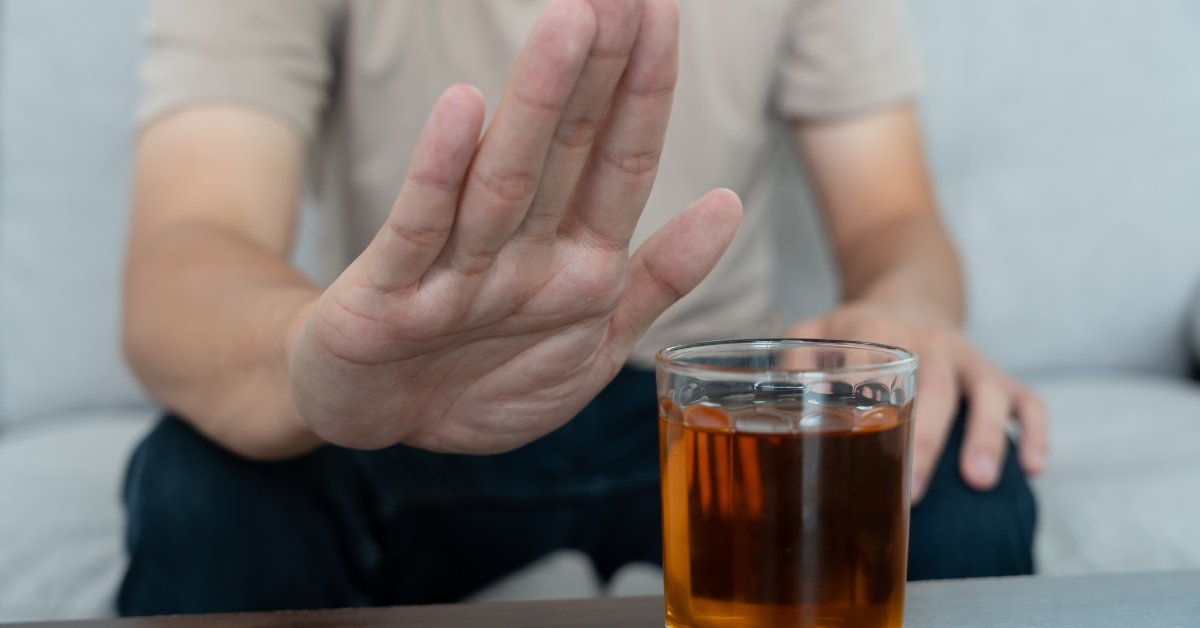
left=597, top=144, right=661, bottom=176
left=627, top=79, right=677, bottom=99
left=923, top=324, right=952, bottom=346
left=406, top=168, right=460, bottom=193
left=581, top=228, right=628, bottom=253
left=638, top=255, right=685, bottom=302
left=444, top=241, right=501, bottom=278
left=388, top=220, right=449, bottom=248
left=861, top=320, right=895, bottom=343
left=921, top=369, right=956, bottom=397
left=968, top=377, right=1002, bottom=400
left=513, top=87, right=567, bottom=115
left=554, top=116, right=601, bottom=148
left=516, top=212, right=561, bottom=246
left=473, top=167, right=540, bottom=203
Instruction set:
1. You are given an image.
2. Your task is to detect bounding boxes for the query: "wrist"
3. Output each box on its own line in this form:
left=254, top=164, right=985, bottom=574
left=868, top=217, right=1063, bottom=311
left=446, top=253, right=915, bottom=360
left=276, top=297, right=325, bottom=446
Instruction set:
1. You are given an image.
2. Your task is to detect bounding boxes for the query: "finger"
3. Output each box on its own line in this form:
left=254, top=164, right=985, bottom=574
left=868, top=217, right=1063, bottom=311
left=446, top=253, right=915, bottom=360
left=357, top=85, right=485, bottom=292
left=562, top=0, right=679, bottom=249
left=607, top=189, right=742, bottom=350
left=909, top=349, right=958, bottom=505
left=958, top=368, right=1013, bottom=492
left=517, top=0, right=644, bottom=244
left=442, top=0, right=598, bottom=276
left=1014, top=385, right=1048, bottom=475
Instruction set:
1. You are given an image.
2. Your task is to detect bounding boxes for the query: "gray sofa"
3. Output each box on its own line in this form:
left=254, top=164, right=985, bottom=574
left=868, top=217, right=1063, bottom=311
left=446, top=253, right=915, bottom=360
left=1, top=0, right=1198, bottom=621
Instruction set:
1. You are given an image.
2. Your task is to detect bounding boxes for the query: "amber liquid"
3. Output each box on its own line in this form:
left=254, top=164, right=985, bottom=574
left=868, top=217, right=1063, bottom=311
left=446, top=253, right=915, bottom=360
left=660, top=398, right=912, bottom=628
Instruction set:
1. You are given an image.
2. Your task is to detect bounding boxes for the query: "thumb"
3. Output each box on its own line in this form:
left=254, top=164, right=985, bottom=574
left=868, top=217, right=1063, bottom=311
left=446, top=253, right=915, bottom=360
left=607, top=188, right=742, bottom=350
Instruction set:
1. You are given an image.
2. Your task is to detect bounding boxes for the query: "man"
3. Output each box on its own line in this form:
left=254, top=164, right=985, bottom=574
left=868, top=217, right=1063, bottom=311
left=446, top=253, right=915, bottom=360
left=120, top=0, right=1046, bottom=614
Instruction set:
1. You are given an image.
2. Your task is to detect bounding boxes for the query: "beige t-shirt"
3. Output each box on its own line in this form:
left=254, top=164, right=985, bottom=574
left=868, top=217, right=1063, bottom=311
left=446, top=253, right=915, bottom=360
left=140, top=0, right=920, bottom=367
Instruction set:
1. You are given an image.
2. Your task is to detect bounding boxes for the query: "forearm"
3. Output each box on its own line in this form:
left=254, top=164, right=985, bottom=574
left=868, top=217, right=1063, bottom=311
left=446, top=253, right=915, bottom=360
left=793, top=106, right=963, bottom=328
left=835, top=211, right=964, bottom=328
left=791, top=108, right=1046, bottom=496
left=123, top=222, right=324, bottom=459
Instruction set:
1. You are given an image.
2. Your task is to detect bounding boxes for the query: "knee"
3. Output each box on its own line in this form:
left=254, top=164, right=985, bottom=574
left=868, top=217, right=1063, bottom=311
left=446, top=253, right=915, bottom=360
left=122, top=418, right=224, bottom=555
left=119, top=416, right=368, bottom=615
left=122, top=416, right=271, bottom=542
left=119, top=417, right=261, bottom=614
left=908, top=441, right=1037, bottom=580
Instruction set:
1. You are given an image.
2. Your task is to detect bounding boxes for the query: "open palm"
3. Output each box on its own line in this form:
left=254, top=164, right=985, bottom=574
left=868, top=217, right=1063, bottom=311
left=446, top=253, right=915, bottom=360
left=289, top=0, right=741, bottom=454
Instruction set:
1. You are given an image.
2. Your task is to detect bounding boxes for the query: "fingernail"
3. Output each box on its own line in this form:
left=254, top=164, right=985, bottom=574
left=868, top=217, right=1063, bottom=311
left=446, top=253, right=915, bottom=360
left=969, top=452, right=999, bottom=487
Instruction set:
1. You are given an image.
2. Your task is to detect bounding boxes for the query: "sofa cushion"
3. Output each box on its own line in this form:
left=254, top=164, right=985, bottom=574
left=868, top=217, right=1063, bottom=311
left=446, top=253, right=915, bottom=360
left=0, top=408, right=155, bottom=621
left=446, top=373, right=1200, bottom=591
left=1032, top=373, right=1200, bottom=575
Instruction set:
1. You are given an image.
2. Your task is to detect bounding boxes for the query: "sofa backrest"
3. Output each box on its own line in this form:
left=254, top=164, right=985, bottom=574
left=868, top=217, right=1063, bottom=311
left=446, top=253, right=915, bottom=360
left=0, top=0, right=153, bottom=427
left=779, top=0, right=1200, bottom=377
left=0, top=0, right=333, bottom=429
left=909, top=0, right=1200, bottom=376
left=1, top=1, right=1197, bottom=429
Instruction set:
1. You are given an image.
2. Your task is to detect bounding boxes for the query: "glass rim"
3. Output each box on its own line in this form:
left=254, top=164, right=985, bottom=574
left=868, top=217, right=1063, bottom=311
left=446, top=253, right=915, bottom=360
left=656, top=338, right=918, bottom=380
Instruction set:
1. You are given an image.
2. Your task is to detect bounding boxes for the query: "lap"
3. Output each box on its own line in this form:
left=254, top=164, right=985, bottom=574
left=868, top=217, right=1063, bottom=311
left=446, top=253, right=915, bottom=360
left=121, top=368, right=662, bottom=612
left=364, top=367, right=663, bottom=601
left=119, top=416, right=379, bottom=613
left=120, top=366, right=1033, bottom=614
left=909, top=406, right=1037, bottom=579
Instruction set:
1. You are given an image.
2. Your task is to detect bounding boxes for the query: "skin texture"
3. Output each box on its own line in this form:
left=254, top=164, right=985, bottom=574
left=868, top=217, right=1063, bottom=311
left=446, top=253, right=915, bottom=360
left=124, top=0, right=742, bottom=458
left=788, top=107, right=1046, bottom=502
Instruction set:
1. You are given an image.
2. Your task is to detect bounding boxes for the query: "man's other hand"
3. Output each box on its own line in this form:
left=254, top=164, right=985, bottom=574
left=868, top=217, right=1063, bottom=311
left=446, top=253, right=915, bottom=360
left=788, top=304, right=1047, bottom=503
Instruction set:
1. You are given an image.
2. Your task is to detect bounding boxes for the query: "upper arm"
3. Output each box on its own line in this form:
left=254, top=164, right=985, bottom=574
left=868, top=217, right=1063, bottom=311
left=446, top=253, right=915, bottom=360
left=131, top=107, right=306, bottom=256
left=791, top=105, right=938, bottom=258
left=131, top=0, right=343, bottom=253
left=774, top=0, right=929, bottom=255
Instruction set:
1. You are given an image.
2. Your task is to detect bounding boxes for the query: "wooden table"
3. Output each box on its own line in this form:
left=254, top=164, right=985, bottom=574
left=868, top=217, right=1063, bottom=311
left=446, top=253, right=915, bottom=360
left=10, top=570, right=1199, bottom=627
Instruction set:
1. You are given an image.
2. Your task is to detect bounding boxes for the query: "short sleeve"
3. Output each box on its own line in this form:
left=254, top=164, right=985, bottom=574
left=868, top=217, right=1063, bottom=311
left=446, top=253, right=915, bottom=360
left=775, top=0, right=922, bottom=120
left=139, top=0, right=344, bottom=138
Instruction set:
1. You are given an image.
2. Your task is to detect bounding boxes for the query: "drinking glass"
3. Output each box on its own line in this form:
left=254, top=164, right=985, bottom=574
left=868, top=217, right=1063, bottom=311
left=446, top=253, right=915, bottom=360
left=658, top=339, right=918, bottom=627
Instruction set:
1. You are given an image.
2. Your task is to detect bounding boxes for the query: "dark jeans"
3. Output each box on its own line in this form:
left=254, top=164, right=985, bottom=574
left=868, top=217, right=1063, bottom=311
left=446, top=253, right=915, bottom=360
left=118, top=368, right=1035, bottom=615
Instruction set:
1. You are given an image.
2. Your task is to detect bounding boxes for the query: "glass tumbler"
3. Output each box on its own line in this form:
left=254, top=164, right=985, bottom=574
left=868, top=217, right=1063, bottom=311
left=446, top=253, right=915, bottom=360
left=658, top=339, right=918, bottom=628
